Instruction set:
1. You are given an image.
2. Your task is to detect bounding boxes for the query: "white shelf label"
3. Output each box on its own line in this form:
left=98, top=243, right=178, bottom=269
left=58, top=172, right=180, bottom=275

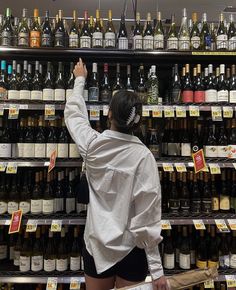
left=8, top=104, right=19, bottom=119
left=189, top=105, right=200, bottom=117
left=174, top=163, right=187, bottom=172
left=45, top=104, right=55, bottom=120
left=215, top=219, right=230, bottom=232
left=164, top=106, right=175, bottom=118
left=26, top=219, right=38, bottom=232
left=193, top=219, right=206, bottom=230
left=176, top=106, right=186, bottom=118
left=152, top=106, right=162, bottom=118
left=161, top=220, right=172, bottom=230
left=142, top=106, right=150, bottom=117
left=162, top=163, right=174, bottom=172
left=46, top=278, right=58, bottom=290
left=228, top=219, right=236, bottom=231
left=223, top=106, right=233, bottom=118
left=70, top=278, right=81, bottom=290
left=204, top=280, right=214, bottom=289
left=211, top=106, right=222, bottom=121
left=0, top=162, right=6, bottom=172
left=209, top=163, right=221, bottom=175
left=51, top=220, right=62, bottom=232
left=226, top=275, right=236, bottom=288
left=6, top=162, right=17, bottom=174
left=103, top=105, right=109, bottom=116
left=89, top=106, right=100, bottom=121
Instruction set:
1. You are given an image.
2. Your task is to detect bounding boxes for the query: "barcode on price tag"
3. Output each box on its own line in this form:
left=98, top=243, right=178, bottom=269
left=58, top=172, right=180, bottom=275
left=209, top=164, right=221, bottom=174
left=164, top=106, right=175, bottom=118
left=89, top=106, right=100, bottom=120
left=103, top=105, right=109, bottom=116
left=51, top=220, right=62, bottom=232
left=8, top=104, right=19, bottom=119
left=142, top=106, right=150, bottom=117
left=204, top=280, right=214, bottom=289
left=223, top=106, right=233, bottom=118
left=161, top=220, right=172, bottom=230
left=189, top=105, right=200, bottom=117
left=176, top=106, right=187, bottom=118
left=215, top=219, right=230, bottom=232
left=6, top=163, right=17, bottom=174
left=228, top=219, right=236, bottom=231
left=70, top=278, right=81, bottom=290
left=211, top=106, right=222, bottom=121
left=226, top=275, right=236, bottom=288
left=0, top=162, right=6, bottom=172
left=175, top=163, right=187, bottom=172
left=46, top=278, right=58, bottom=290
left=26, top=220, right=38, bottom=232
left=162, top=163, right=174, bottom=172
left=193, top=219, right=206, bottom=230
left=152, top=106, right=162, bottom=118
left=45, top=104, right=55, bottom=120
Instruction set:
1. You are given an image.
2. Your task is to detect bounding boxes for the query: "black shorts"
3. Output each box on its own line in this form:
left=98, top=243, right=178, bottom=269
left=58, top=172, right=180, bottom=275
left=82, top=246, right=148, bottom=282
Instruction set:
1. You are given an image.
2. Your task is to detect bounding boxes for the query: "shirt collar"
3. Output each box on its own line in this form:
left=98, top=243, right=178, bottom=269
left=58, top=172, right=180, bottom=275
left=102, top=130, right=143, bottom=144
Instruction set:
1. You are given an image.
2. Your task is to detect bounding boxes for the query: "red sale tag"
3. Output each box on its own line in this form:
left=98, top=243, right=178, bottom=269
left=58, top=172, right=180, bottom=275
left=48, top=150, right=57, bottom=173
left=9, top=210, right=22, bottom=234
left=192, top=149, right=207, bottom=173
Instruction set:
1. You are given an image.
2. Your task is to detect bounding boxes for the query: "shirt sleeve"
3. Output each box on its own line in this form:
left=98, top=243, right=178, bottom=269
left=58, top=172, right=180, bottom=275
left=64, top=76, right=99, bottom=159
left=129, top=152, right=163, bottom=280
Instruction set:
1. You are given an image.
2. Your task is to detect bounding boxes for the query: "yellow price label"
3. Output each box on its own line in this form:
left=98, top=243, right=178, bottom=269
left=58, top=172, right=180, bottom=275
left=45, top=104, right=55, bottom=119
left=204, top=280, right=214, bottom=289
left=6, top=163, right=17, bottom=174
left=89, top=106, right=100, bottom=120
left=70, top=278, right=81, bottom=290
left=162, top=163, right=174, bottom=172
left=51, top=220, right=62, bottom=232
left=142, top=106, right=150, bottom=117
left=189, top=105, right=200, bottom=117
left=161, top=220, right=172, bottom=230
left=228, top=219, right=236, bottom=231
left=26, top=220, right=37, bottom=232
left=215, top=219, right=229, bottom=232
left=164, top=106, right=175, bottom=118
left=176, top=106, right=186, bottom=118
left=193, top=219, right=206, bottom=230
left=226, top=275, right=236, bottom=288
left=152, top=106, right=162, bottom=118
left=209, top=164, right=221, bottom=175
left=8, top=105, right=19, bottom=119
left=46, top=278, right=58, bottom=290
left=0, top=162, right=6, bottom=172
left=223, top=106, right=233, bottom=118
left=175, top=163, right=187, bottom=172
left=211, top=106, right=222, bottom=121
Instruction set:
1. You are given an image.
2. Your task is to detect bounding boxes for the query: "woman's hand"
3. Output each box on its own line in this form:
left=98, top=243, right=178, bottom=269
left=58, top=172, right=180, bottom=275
left=73, top=58, right=88, bottom=79
left=152, top=276, right=170, bottom=290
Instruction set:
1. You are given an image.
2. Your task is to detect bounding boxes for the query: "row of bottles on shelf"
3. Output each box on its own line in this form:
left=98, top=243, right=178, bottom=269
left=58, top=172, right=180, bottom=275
left=0, top=168, right=87, bottom=215
left=160, top=225, right=236, bottom=271
left=0, top=7, right=236, bottom=51
left=160, top=169, right=236, bottom=214
left=0, top=285, right=86, bottom=290
left=0, top=225, right=84, bottom=273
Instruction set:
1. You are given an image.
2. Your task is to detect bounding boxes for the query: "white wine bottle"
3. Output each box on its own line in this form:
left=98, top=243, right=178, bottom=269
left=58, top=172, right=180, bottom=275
left=178, top=8, right=190, bottom=51
left=143, top=13, right=154, bottom=50
left=154, top=11, right=164, bottom=50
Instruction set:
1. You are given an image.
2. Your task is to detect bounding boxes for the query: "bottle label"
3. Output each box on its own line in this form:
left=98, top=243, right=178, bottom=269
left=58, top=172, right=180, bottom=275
left=70, top=256, right=80, bottom=271
left=0, top=144, right=11, bottom=157
left=104, top=32, right=116, bottom=48
left=0, top=87, right=8, bottom=100
left=212, top=197, right=219, bottom=211
left=205, top=145, right=218, bottom=157
left=228, top=145, right=236, bottom=159
left=196, top=259, right=207, bottom=269
left=44, top=259, right=56, bottom=272
left=31, top=255, right=43, bottom=271
left=8, top=202, right=19, bottom=214
left=69, top=144, right=80, bottom=158
left=220, top=195, right=230, bottom=211
left=230, top=254, right=236, bottom=268
left=229, top=36, right=236, bottom=51
left=204, top=35, right=212, bottom=50
left=77, top=203, right=87, bottom=214
left=216, top=35, right=228, bottom=50
left=217, top=90, right=228, bottom=102
left=66, top=89, right=73, bottom=100
left=19, top=201, right=30, bottom=214
left=30, top=31, right=41, bottom=47
left=179, top=36, right=190, bottom=50
left=69, top=33, right=79, bottom=48
left=34, top=143, right=46, bottom=158
left=202, top=199, right=212, bottom=213
left=88, top=87, right=99, bottom=102
left=20, top=256, right=31, bottom=272
left=118, top=37, right=128, bottom=50
left=168, top=143, right=180, bottom=156
left=100, top=90, right=112, bottom=103
left=230, top=90, right=236, bottom=103
left=217, top=145, right=228, bottom=158
left=143, top=35, right=154, bottom=50
left=163, top=253, right=175, bottom=269
left=54, top=32, right=65, bottom=47
left=169, top=199, right=180, bottom=213
left=23, top=143, right=35, bottom=158
left=191, top=36, right=201, bottom=49
left=83, top=89, right=88, bottom=101
left=182, top=90, right=193, bottom=103
left=8, top=90, right=19, bottom=100
left=56, top=258, right=68, bottom=271
left=57, top=143, right=69, bottom=158
left=92, top=32, right=103, bottom=47
left=1, top=31, right=11, bottom=46
left=205, top=89, right=217, bottom=102
left=0, top=201, right=7, bottom=214
left=194, top=91, right=205, bottom=103
left=219, top=255, right=230, bottom=269
left=55, top=89, right=65, bottom=101
left=80, top=36, right=91, bottom=48
left=14, top=250, right=20, bottom=266
left=180, top=199, right=190, bottom=212
left=181, top=143, right=191, bottom=157
left=167, top=37, right=178, bottom=50
left=191, top=199, right=201, bottom=214
left=0, top=245, right=7, bottom=260
left=42, top=199, right=54, bottom=214
left=66, top=197, right=76, bottom=214
left=133, top=35, right=143, bottom=50
left=31, top=90, right=43, bottom=101
left=18, top=32, right=29, bottom=46
left=16, top=143, right=23, bottom=158
left=43, top=88, right=54, bottom=101
left=31, top=199, right=43, bottom=214
left=149, top=145, right=160, bottom=158
left=154, top=34, right=164, bottom=49
left=208, top=260, right=219, bottom=268
left=42, top=34, right=52, bottom=47
left=10, top=246, right=14, bottom=260
left=54, top=198, right=63, bottom=213
left=179, top=253, right=191, bottom=269
left=20, top=90, right=31, bottom=100
left=46, top=143, right=57, bottom=158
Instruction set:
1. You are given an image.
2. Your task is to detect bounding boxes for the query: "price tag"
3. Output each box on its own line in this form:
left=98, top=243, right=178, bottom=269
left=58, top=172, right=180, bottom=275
left=6, top=162, right=17, bottom=174
left=9, top=210, right=22, bottom=234
left=161, top=220, right=172, bottom=230
left=209, top=163, right=221, bottom=175
left=193, top=219, right=206, bottom=230
left=103, top=105, right=109, bottom=116
left=142, top=106, right=150, bottom=117
left=228, top=219, right=236, bottom=231
left=215, top=219, right=230, bottom=233
left=46, top=278, right=58, bottom=290
left=223, top=106, right=233, bottom=118
left=164, top=106, right=175, bottom=118
left=211, top=106, right=222, bottom=121
left=0, top=162, right=6, bottom=172
left=176, top=106, right=187, bottom=118
left=192, top=149, right=207, bottom=173
left=8, top=104, right=19, bottom=119
left=70, top=278, right=81, bottom=290
left=26, top=220, right=38, bottom=232
left=90, top=106, right=100, bottom=121
left=189, top=105, right=200, bottom=117
left=51, top=220, right=62, bottom=232
left=48, top=150, right=57, bottom=173
left=19, top=104, right=29, bottom=110
left=204, top=280, right=214, bottom=289
left=45, top=104, right=55, bottom=120
left=162, top=163, right=174, bottom=172
left=0, top=104, right=4, bottom=116
left=226, top=275, right=236, bottom=288
left=152, top=106, right=162, bottom=118
left=174, top=163, right=187, bottom=172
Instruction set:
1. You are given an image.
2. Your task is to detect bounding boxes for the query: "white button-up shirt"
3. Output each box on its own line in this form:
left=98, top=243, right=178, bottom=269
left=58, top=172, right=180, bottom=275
left=64, top=76, right=163, bottom=280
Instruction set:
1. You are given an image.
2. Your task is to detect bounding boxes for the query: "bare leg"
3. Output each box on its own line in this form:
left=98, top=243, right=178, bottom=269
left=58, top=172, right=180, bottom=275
left=85, top=274, right=116, bottom=290
left=115, top=276, right=145, bottom=288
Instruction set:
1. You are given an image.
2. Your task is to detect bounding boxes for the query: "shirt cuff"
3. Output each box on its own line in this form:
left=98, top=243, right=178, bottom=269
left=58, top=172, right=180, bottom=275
left=145, top=244, right=164, bottom=280
left=75, top=76, right=85, bottom=86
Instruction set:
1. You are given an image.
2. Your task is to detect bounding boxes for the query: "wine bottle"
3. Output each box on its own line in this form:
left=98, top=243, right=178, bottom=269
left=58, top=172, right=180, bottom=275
left=100, top=63, right=111, bottom=103
left=35, top=116, right=46, bottom=158
left=205, top=64, right=217, bottom=103
left=204, top=121, right=217, bottom=157
left=229, top=64, right=236, bottom=103
left=54, top=10, right=65, bottom=47
left=147, top=65, right=160, bottom=104
left=31, top=61, right=43, bottom=100
left=143, top=13, right=154, bottom=50
left=163, top=230, right=175, bottom=270
left=190, top=12, right=200, bottom=50
left=0, top=174, right=7, bottom=214
left=126, top=65, right=134, bottom=92
left=80, top=11, right=91, bottom=48
left=30, top=9, right=41, bottom=48
left=200, top=13, right=211, bottom=50
left=133, top=12, right=143, bottom=50
left=19, top=60, right=31, bottom=100
left=217, top=122, right=228, bottom=158
left=168, top=172, right=180, bottom=213
left=217, top=64, right=229, bottom=102
left=220, top=170, right=230, bottom=213
left=201, top=172, right=212, bottom=214
left=182, top=64, right=193, bottom=103
left=167, top=14, right=178, bottom=50
left=8, top=60, right=19, bottom=100
left=23, top=117, right=35, bottom=158
left=112, top=63, right=124, bottom=96
left=63, top=19, right=69, bottom=48
left=43, top=61, right=54, bottom=101
left=0, top=226, right=7, bottom=262
left=88, top=63, right=99, bottom=101
left=191, top=172, right=201, bottom=213
left=54, top=171, right=64, bottom=213
left=41, top=10, right=52, bottom=47
left=56, top=227, right=68, bottom=272
left=19, top=172, right=31, bottom=214
left=219, top=233, right=230, bottom=269
left=194, top=64, right=205, bottom=103
left=69, top=10, right=79, bottom=48
left=180, top=172, right=190, bottom=213
left=191, top=120, right=201, bottom=153
left=18, top=8, right=29, bottom=47
left=66, top=171, right=76, bottom=214
left=170, top=64, right=181, bottom=103
left=1, top=8, right=13, bottom=46
left=118, top=14, right=128, bottom=50
left=228, top=119, right=236, bottom=159
left=196, top=230, right=208, bottom=268
left=148, top=128, right=160, bottom=158
left=210, top=175, right=219, bottom=212
left=210, top=23, right=216, bottom=51
left=70, top=227, right=81, bottom=271
left=230, top=230, right=236, bottom=268
left=228, top=14, right=236, bottom=51
left=208, top=226, right=219, bottom=268
left=55, top=62, right=65, bottom=101
left=19, top=231, right=31, bottom=272
left=154, top=11, right=164, bottom=50
left=31, top=228, right=43, bottom=272
left=92, top=9, right=103, bottom=48
left=136, top=65, right=147, bottom=104
left=167, top=119, right=180, bottom=156
left=0, top=60, right=8, bottom=100
left=44, top=230, right=56, bottom=272
left=42, top=173, right=54, bottom=215
left=104, top=9, right=116, bottom=48
left=46, top=120, right=57, bottom=158
left=66, top=62, right=74, bottom=100
left=216, top=13, right=228, bottom=50
left=58, top=117, right=69, bottom=158
left=181, top=119, right=191, bottom=156
left=179, top=8, right=190, bottom=51
left=31, top=172, right=43, bottom=214
left=179, top=226, right=190, bottom=270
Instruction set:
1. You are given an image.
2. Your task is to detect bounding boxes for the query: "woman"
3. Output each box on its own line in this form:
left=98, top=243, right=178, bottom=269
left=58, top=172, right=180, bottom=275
left=64, top=59, right=168, bottom=290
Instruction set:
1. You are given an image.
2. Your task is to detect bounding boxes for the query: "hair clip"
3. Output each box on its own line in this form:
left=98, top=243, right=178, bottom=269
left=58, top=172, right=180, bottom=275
left=134, top=114, right=140, bottom=124
left=126, top=107, right=136, bottom=125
